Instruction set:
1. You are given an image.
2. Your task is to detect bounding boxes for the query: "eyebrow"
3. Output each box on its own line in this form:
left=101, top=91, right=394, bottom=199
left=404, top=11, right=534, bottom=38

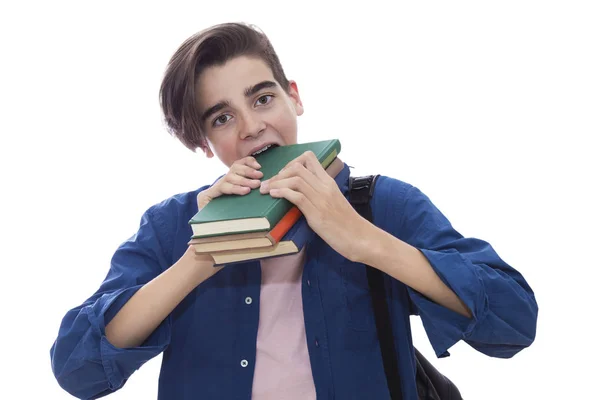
left=244, top=80, right=277, bottom=97
left=200, top=80, right=278, bottom=124
left=200, top=101, right=230, bottom=124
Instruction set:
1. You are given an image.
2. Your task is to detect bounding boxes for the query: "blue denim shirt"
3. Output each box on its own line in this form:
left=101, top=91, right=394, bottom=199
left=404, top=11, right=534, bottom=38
left=50, top=164, right=538, bottom=399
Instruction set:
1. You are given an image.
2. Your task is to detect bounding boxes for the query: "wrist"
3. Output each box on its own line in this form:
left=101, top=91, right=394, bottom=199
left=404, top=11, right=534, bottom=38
left=350, top=219, right=383, bottom=265
left=348, top=220, right=374, bottom=264
left=176, top=246, right=219, bottom=285
left=197, top=188, right=215, bottom=210
left=203, top=186, right=217, bottom=201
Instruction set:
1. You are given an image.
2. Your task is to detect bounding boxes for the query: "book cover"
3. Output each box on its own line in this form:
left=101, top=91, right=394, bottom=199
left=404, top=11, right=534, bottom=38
left=189, top=139, right=341, bottom=237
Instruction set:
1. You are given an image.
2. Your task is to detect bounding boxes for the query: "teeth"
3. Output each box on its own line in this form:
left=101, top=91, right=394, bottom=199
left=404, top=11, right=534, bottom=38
left=251, top=144, right=273, bottom=156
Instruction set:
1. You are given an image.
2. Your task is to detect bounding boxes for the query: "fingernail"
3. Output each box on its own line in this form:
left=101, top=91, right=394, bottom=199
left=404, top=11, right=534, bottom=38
left=260, top=181, right=269, bottom=193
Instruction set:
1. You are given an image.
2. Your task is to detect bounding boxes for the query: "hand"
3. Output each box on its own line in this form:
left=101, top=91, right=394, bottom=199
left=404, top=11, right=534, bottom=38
left=197, top=156, right=263, bottom=210
left=191, top=156, right=262, bottom=274
left=259, top=152, right=371, bottom=262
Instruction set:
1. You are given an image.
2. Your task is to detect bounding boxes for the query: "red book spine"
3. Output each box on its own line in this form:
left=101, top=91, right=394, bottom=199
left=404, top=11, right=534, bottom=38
left=270, top=206, right=302, bottom=243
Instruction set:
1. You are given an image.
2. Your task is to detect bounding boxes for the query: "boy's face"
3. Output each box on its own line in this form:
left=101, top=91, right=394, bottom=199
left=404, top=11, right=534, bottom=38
left=196, top=56, right=304, bottom=167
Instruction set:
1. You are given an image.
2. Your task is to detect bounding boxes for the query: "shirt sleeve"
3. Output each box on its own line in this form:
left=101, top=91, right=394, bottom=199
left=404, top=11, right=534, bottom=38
left=395, top=185, right=538, bottom=359
left=50, top=206, right=173, bottom=399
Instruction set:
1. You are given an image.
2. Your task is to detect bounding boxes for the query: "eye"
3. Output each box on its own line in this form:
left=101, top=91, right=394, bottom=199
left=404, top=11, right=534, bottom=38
left=213, top=114, right=232, bottom=127
left=255, top=95, right=273, bottom=106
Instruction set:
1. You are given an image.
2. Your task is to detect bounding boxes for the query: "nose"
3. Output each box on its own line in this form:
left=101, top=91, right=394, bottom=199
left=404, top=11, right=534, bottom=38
left=238, top=110, right=266, bottom=140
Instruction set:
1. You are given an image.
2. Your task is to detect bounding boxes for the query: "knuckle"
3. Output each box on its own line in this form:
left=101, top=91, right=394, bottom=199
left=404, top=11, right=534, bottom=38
left=224, top=173, right=236, bottom=183
left=290, top=162, right=302, bottom=173
left=242, top=157, right=255, bottom=166
left=235, top=166, right=247, bottom=175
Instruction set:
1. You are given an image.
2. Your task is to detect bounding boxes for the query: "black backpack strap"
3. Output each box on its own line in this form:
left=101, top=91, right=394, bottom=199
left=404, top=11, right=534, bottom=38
left=348, top=175, right=463, bottom=400
left=349, top=175, right=403, bottom=400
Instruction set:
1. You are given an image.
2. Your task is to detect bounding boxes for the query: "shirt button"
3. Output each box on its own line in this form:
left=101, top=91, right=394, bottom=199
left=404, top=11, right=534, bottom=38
left=315, top=338, right=320, bottom=348
left=240, top=359, right=249, bottom=368
left=245, top=297, right=252, bottom=305
left=307, top=280, right=311, bottom=287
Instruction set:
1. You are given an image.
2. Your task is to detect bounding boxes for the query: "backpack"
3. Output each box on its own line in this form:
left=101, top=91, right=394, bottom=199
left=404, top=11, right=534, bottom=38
left=348, top=175, right=463, bottom=400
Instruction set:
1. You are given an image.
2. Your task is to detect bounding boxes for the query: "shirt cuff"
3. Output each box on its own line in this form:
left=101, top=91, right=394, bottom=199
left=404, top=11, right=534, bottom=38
left=408, top=248, right=489, bottom=357
left=87, top=286, right=171, bottom=390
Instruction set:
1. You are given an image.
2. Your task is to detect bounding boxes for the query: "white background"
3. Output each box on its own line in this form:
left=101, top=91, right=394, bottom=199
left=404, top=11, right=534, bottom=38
left=1, top=1, right=598, bottom=399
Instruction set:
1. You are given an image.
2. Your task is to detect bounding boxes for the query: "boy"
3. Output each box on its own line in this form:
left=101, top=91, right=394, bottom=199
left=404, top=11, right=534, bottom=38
left=50, top=22, right=538, bottom=399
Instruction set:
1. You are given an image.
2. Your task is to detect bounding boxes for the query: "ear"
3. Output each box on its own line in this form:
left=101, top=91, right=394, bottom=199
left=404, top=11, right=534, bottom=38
left=287, top=80, right=304, bottom=116
left=201, top=140, right=215, bottom=158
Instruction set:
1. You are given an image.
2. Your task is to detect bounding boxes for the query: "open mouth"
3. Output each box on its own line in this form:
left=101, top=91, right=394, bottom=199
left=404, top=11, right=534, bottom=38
left=251, top=143, right=279, bottom=157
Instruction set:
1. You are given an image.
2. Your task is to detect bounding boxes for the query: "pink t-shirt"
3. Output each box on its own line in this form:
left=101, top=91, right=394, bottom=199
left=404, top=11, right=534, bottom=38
left=251, top=249, right=316, bottom=400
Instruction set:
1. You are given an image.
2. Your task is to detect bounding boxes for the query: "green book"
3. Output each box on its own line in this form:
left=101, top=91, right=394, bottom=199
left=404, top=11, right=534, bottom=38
left=189, top=139, right=341, bottom=238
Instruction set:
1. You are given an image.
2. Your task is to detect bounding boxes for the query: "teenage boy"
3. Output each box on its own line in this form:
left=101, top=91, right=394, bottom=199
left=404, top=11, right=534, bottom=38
left=50, top=22, right=538, bottom=400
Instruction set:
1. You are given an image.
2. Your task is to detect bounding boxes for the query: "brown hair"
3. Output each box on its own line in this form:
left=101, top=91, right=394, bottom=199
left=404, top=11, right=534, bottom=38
left=159, top=22, right=290, bottom=152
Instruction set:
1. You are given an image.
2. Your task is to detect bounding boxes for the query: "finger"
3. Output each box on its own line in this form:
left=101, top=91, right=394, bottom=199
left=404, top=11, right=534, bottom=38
left=302, top=151, right=330, bottom=180
left=221, top=181, right=252, bottom=195
left=234, top=156, right=262, bottom=170
left=262, top=151, right=331, bottom=193
left=230, top=164, right=263, bottom=179
left=280, top=159, right=321, bottom=186
left=260, top=162, right=319, bottom=194
left=278, top=152, right=326, bottom=181
left=267, top=176, right=319, bottom=200
left=280, top=153, right=308, bottom=174
left=226, top=171, right=262, bottom=189
left=265, top=153, right=309, bottom=187
left=268, top=187, right=317, bottom=216
left=282, top=162, right=321, bottom=188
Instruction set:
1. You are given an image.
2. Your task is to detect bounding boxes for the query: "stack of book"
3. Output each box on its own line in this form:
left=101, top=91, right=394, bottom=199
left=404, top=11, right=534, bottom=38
left=188, top=139, right=342, bottom=266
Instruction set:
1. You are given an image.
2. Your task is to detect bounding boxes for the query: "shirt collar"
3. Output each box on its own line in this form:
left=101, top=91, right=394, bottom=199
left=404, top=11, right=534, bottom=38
left=334, top=162, right=351, bottom=196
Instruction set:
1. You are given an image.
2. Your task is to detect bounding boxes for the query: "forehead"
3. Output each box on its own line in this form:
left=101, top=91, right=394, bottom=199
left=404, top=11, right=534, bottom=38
left=196, top=56, right=279, bottom=108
